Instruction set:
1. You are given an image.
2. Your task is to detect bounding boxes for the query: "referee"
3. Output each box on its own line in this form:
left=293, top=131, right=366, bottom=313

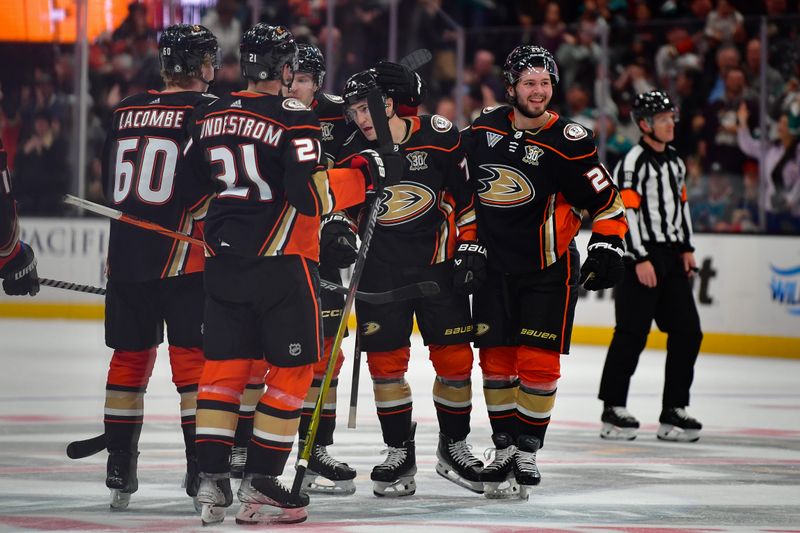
left=597, top=90, right=704, bottom=443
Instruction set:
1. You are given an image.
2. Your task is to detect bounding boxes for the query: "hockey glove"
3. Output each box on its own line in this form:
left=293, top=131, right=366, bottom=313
left=452, top=241, right=488, bottom=295
left=375, top=60, right=426, bottom=107
left=0, top=242, right=40, bottom=296
left=350, top=148, right=403, bottom=191
left=579, top=234, right=625, bottom=291
left=320, top=214, right=358, bottom=269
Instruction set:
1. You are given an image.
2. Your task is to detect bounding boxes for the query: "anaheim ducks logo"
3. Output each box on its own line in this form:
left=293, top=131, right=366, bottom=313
left=477, top=164, right=534, bottom=207
left=362, top=322, right=381, bottom=336
left=377, top=182, right=435, bottom=226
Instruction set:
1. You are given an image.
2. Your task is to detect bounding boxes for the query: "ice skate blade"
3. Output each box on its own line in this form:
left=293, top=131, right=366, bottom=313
left=200, top=503, right=226, bottom=525
left=519, top=484, right=534, bottom=501
left=482, top=479, right=519, bottom=500
left=109, top=489, right=131, bottom=510
left=435, top=461, right=484, bottom=494
left=235, top=502, right=308, bottom=525
left=302, top=472, right=356, bottom=495
left=600, top=422, right=638, bottom=441
left=657, top=424, right=701, bottom=442
left=372, top=475, right=416, bottom=497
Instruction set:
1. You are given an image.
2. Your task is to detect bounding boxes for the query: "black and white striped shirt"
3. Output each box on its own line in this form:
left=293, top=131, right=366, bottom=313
left=612, top=140, right=694, bottom=261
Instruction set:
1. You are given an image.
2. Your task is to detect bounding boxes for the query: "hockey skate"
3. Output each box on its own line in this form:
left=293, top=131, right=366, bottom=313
left=514, top=435, right=542, bottom=501
left=657, top=407, right=702, bottom=442
left=298, top=440, right=357, bottom=495
left=371, top=422, right=417, bottom=497
left=235, top=474, right=309, bottom=525
left=229, top=446, right=247, bottom=479
left=196, top=473, right=233, bottom=525
left=480, top=433, right=518, bottom=499
left=435, top=433, right=484, bottom=493
left=600, top=406, right=640, bottom=441
left=106, top=451, right=138, bottom=510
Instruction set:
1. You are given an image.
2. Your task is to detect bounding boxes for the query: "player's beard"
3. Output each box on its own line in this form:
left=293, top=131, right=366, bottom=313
left=513, top=93, right=549, bottom=119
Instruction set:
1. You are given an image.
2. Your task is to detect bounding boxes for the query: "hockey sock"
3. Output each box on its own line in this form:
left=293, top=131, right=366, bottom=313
left=429, top=343, right=474, bottom=441
left=234, top=359, right=267, bottom=447
left=104, top=348, right=157, bottom=452
left=247, top=365, right=313, bottom=476
left=479, top=346, right=519, bottom=439
left=516, top=346, right=561, bottom=446
left=372, top=377, right=413, bottom=446
left=196, top=359, right=252, bottom=474
left=168, top=346, right=205, bottom=458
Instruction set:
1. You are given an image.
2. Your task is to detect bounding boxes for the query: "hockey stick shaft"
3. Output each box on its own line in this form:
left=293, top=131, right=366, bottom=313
left=292, top=88, right=392, bottom=497
left=39, top=278, right=106, bottom=295
left=66, top=433, right=105, bottom=459
left=346, top=331, right=362, bottom=429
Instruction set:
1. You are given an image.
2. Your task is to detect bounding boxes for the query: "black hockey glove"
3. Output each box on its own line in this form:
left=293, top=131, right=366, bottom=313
left=0, top=242, right=40, bottom=296
left=375, top=60, right=426, bottom=107
left=350, top=148, right=403, bottom=191
left=579, top=233, right=625, bottom=291
left=452, top=241, right=488, bottom=295
left=320, top=214, right=358, bottom=269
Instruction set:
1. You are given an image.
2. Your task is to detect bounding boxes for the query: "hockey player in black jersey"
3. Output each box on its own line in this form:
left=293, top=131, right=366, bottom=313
left=97, top=24, right=219, bottom=511
left=186, top=25, right=396, bottom=525
left=338, top=69, right=486, bottom=497
left=0, top=138, right=39, bottom=297
left=462, top=45, right=628, bottom=500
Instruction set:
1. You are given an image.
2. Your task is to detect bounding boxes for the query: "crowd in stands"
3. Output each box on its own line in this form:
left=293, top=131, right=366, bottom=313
left=0, top=0, right=798, bottom=233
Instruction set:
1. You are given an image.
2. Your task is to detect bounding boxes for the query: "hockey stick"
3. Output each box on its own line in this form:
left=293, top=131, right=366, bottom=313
left=346, top=331, right=362, bottom=428
left=66, top=433, right=105, bottom=459
left=63, top=194, right=437, bottom=304
left=39, top=278, right=106, bottom=295
left=292, top=88, right=394, bottom=497
left=398, top=48, right=432, bottom=72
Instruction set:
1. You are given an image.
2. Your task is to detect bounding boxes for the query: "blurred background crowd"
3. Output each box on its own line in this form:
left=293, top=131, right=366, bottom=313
left=0, top=0, right=798, bottom=234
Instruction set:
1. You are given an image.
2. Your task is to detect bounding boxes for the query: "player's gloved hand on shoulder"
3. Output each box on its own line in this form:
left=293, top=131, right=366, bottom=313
left=350, top=148, right=403, bottom=191
left=0, top=242, right=40, bottom=296
left=320, top=214, right=358, bottom=268
left=375, top=60, right=425, bottom=107
left=452, top=240, right=487, bottom=294
left=579, top=233, right=625, bottom=291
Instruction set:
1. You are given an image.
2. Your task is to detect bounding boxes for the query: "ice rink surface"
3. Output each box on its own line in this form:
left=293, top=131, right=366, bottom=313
left=0, top=318, right=798, bottom=532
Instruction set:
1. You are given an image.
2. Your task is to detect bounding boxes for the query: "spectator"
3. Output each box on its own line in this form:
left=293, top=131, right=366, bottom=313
left=564, top=84, right=596, bottom=131
left=703, top=0, right=745, bottom=46
left=469, top=49, right=505, bottom=105
left=201, top=0, right=243, bottom=59
left=701, top=67, right=754, bottom=173
left=737, top=103, right=800, bottom=233
left=706, top=44, right=741, bottom=103
left=534, top=2, right=568, bottom=53
left=556, top=18, right=602, bottom=91
left=743, top=38, right=785, bottom=115
left=434, top=96, right=457, bottom=123
left=673, top=68, right=704, bottom=158
left=12, top=111, right=68, bottom=215
left=112, top=2, right=155, bottom=45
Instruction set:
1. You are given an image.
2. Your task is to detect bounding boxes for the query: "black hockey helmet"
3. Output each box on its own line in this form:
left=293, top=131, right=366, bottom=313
left=296, top=44, right=326, bottom=87
left=503, top=45, right=559, bottom=86
left=159, top=24, right=220, bottom=77
left=342, top=69, right=381, bottom=106
left=632, top=90, right=678, bottom=126
left=240, top=24, right=298, bottom=82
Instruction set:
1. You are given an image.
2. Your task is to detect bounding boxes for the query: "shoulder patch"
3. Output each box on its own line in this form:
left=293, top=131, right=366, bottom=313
left=431, top=114, right=453, bottom=133
left=282, top=98, right=310, bottom=111
left=563, top=123, right=588, bottom=141
left=322, top=93, right=344, bottom=104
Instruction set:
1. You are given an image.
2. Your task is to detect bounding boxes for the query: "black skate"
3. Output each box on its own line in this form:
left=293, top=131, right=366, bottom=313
left=229, top=446, right=247, bottom=479
left=600, top=406, right=640, bottom=441
left=514, top=435, right=541, bottom=500
left=106, top=451, right=138, bottom=510
left=371, top=422, right=417, bottom=497
left=196, top=473, right=233, bottom=525
left=183, top=456, right=202, bottom=513
left=657, top=407, right=702, bottom=442
left=236, top=474, right=309, bottom=525
left=435, top=433, right=484, bottom=493
left=480, top=433, right=518, bottom=499
left=298, top=440, right=357, bottom=495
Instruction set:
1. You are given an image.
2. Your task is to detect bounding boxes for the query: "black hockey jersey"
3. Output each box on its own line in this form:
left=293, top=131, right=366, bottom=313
left=103, top=90, right=217, bottom=282
left=464, top=106, right=627, bottom=274
left=0, top=138, right=20, bottom=269
left=337, top=114, right=477, bottom=267
left=184, top=90, right=366, bottom=261
left=313, top=92, right=354, bottom=167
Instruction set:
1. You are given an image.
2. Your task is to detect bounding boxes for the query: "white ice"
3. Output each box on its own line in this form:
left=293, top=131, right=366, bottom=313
left=1, top=318, right=799, bottom=532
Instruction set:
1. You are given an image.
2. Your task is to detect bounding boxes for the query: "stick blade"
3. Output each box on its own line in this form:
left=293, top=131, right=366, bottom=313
left=399, top=48, right=432, bottom=72
left=416, top=280, right=440, bottom=297
left=66, top=434, right=106, bottom=459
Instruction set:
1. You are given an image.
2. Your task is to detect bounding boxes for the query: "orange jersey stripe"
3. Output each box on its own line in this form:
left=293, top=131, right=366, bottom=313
left=620, top=188, right=641, bottom=209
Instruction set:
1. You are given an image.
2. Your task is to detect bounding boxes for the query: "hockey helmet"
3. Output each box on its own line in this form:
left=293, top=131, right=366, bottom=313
left=240, top=24, right=298, bottom=82
left=159, top=24, right=220, bottom=77
left=296, top=44, right=326, bottom=87
left=632, top=90, right=678, bottom=126
left=503, top=45, right=559, bottom=86
left=342, top=69, right=381, bottom=107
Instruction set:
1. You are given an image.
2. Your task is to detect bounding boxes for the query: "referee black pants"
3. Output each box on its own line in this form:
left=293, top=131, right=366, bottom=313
left=598, top=245, right=703, bottom=409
